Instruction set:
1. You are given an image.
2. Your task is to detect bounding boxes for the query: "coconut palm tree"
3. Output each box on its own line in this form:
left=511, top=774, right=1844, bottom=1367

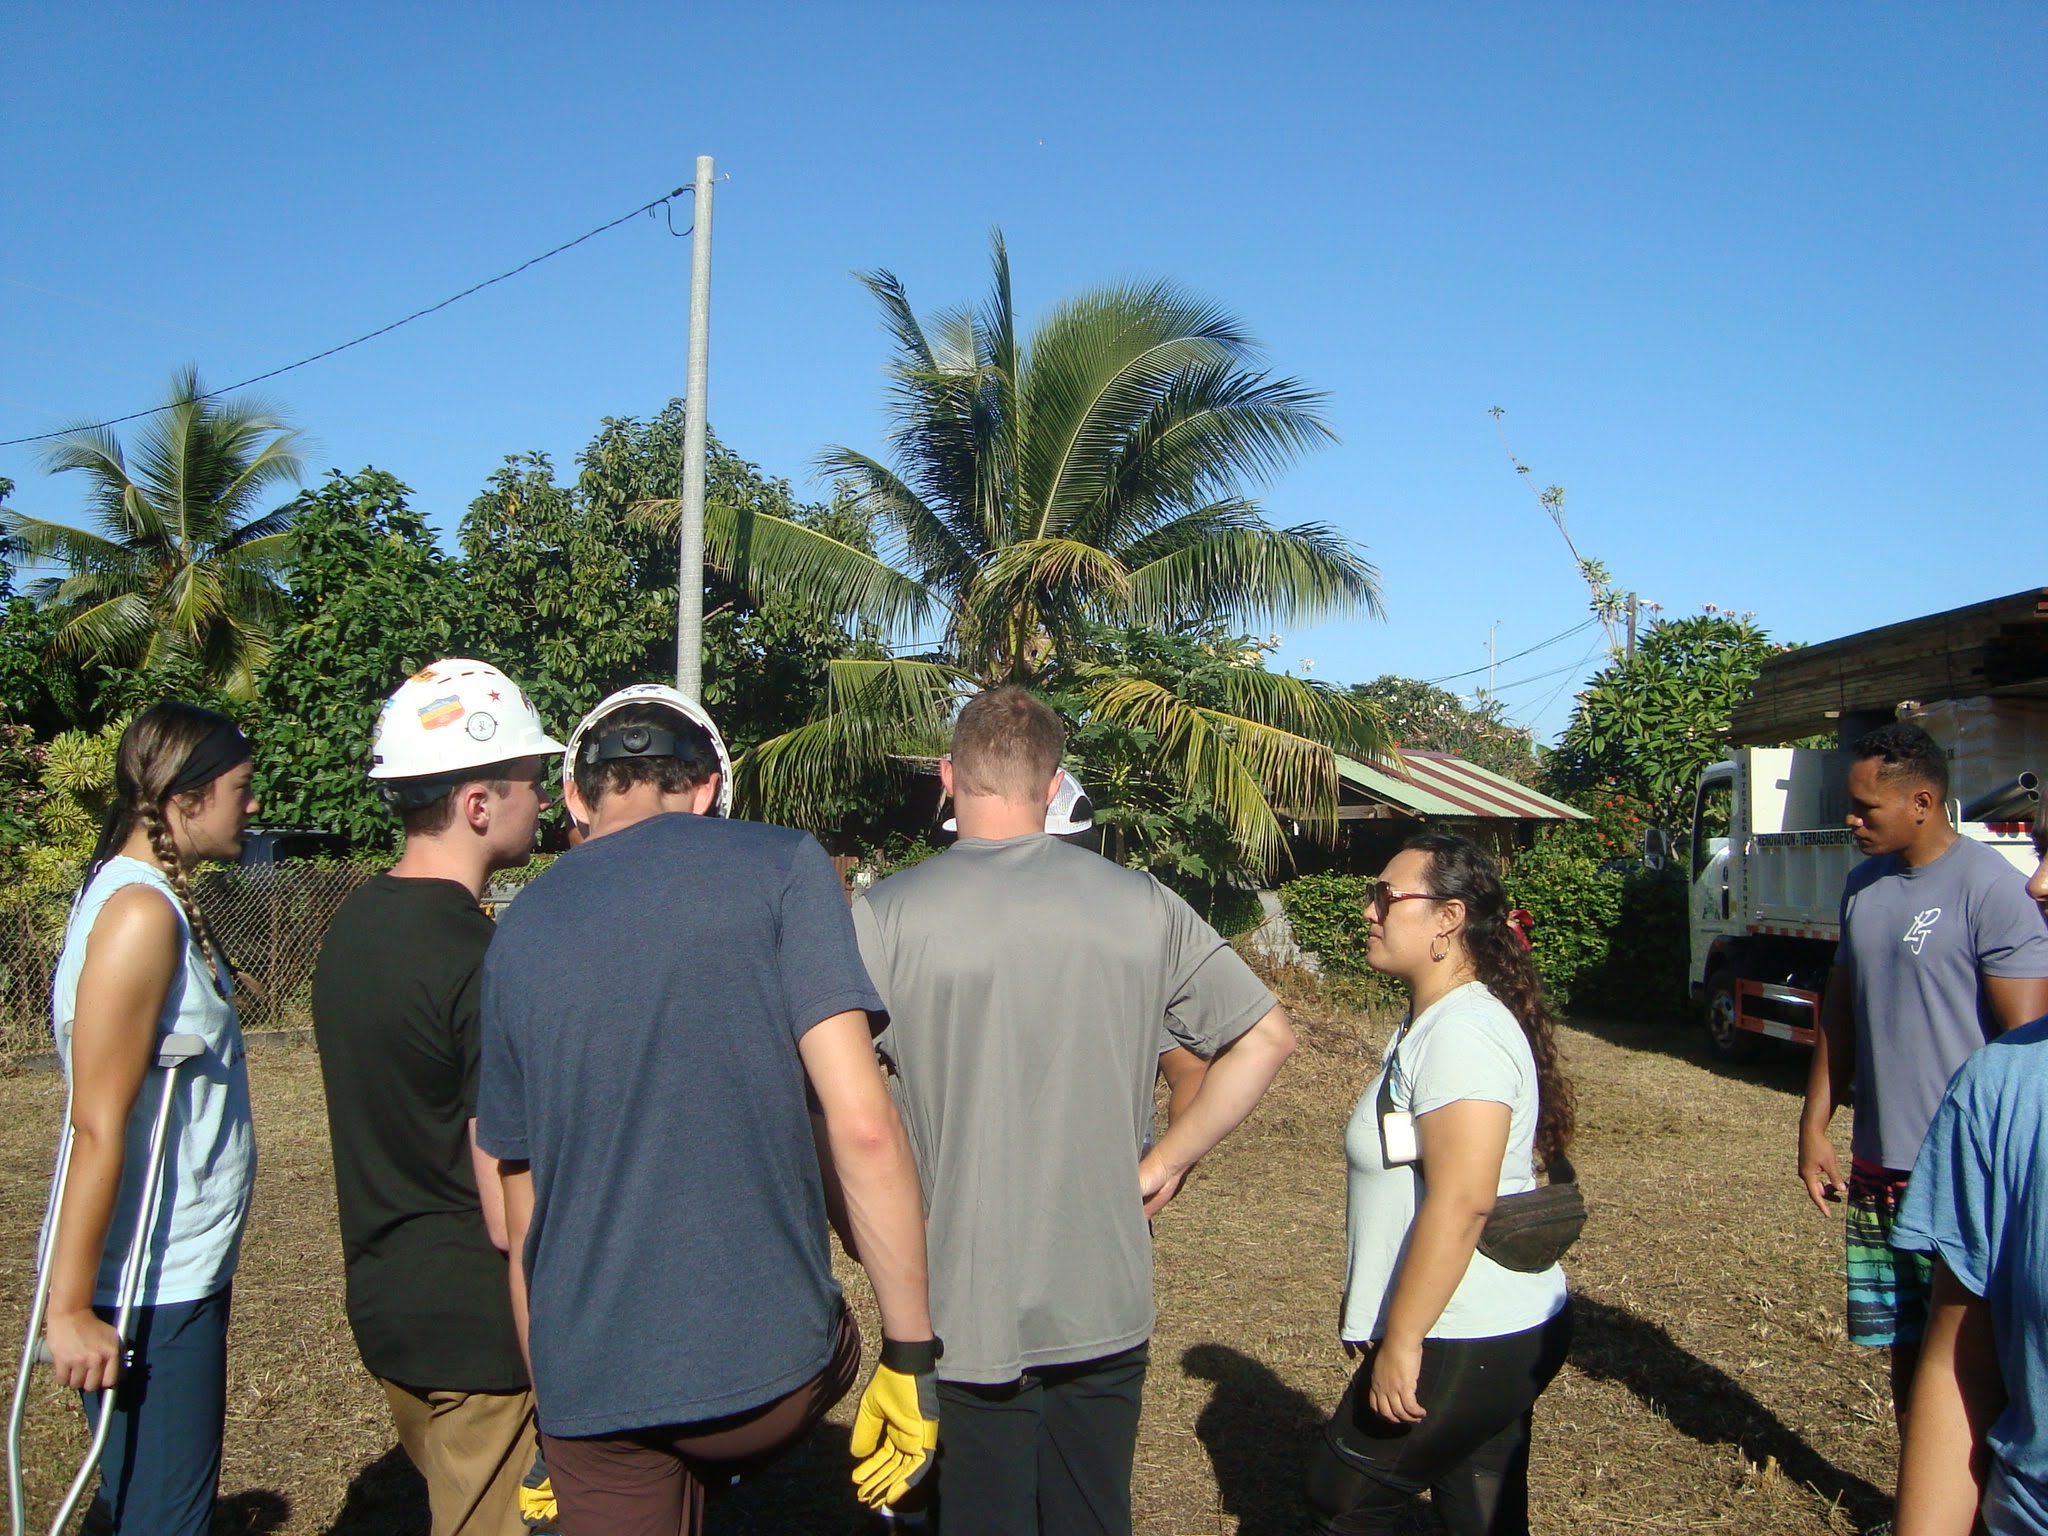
left=641, top=234, right=1389, bottom=872
left=2, top=368, right=304, bottom=698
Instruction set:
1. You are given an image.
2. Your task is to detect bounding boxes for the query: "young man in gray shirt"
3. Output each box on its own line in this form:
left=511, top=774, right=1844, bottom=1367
left=851, top=686, right=1296, bottom=1535
left=1797, top=722, right=2048, bottom=1424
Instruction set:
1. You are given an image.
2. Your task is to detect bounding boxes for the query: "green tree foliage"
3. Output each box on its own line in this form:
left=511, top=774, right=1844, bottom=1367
left=1546, top=610, right=1786, bottom=828
left=1348, top=675, right=1537, bottom=784
left=1, top=369, right=303, bottom=698
left=253, top=470, right=474, bottom=850
left=466, top=408, right=877, bottom=756
left=738, top=233, right=1389, bottom=872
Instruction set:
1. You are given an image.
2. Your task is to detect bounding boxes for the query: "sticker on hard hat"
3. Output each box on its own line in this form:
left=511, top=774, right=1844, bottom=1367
left=465, top=712, right=497, bottom=741
left=417, top=695, right=466, bottom=730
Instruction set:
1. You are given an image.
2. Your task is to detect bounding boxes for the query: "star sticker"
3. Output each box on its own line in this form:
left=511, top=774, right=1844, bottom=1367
left=488, top=690, right=502, bottom=701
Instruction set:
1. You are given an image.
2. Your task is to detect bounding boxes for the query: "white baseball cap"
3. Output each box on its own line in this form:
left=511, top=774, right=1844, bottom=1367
left=563, top=684, right=735, bottom=818
left=943, top=769, right=1094, bottom=835
left=370, top=659, right=564, bottom=781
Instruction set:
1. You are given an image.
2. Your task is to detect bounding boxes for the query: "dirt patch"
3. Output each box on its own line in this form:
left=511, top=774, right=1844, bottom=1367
left=0, top=1001, right=1891, bottom=1534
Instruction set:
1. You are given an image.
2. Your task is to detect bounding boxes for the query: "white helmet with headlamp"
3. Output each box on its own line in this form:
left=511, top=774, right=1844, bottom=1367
left=370, top=659, right=565, bottom=803
left=564, top=684, right=735, bottom=819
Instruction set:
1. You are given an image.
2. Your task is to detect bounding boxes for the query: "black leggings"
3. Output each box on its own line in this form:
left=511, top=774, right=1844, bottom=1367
left=1306, top=1303, right=1573, bottom=1536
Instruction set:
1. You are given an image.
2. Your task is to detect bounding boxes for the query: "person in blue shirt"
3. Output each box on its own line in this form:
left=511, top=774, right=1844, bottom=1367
left=1893, top=805, right=2048, bottom=1535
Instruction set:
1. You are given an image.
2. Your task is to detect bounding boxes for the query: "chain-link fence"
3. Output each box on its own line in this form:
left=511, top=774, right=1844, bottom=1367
left=0, top=861, right=391, bottom=1060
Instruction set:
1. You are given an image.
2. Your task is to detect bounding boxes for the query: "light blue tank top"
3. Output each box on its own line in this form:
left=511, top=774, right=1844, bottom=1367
left=49, top=857, right=256, bottom=1306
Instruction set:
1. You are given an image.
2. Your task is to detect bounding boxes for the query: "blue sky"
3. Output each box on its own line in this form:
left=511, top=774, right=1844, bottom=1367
left=3, top=4, right=2041, bottom=742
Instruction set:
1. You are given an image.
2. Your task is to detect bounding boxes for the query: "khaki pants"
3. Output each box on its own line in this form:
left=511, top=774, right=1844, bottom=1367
left=378, top=1378, right=537, bottom=1536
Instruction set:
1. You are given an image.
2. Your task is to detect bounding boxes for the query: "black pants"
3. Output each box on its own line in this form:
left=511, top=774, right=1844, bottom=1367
left=1306, top=1304, right=1573, bottom=1536
left=931, top=1343, right=1148, bottom=1536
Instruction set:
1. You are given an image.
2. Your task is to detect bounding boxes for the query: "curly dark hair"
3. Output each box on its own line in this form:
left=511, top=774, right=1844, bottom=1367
left=1403, top=831, right=1575, bottom=1168
left=1853, top=721, right=1949, bottom=801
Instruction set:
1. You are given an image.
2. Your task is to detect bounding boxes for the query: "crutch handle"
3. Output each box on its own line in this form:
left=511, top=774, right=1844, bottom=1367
left=154, top=1033, right=205, bottom=1070
left=27, top=1341, right=133, bottom=1373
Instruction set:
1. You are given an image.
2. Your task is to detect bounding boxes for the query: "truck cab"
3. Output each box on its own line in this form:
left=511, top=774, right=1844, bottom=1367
left=1688, top=745, right=2038, bottom=1061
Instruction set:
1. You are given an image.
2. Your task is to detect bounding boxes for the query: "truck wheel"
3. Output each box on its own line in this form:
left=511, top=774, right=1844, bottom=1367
left=1704, top=968, right=1762, bottom=1063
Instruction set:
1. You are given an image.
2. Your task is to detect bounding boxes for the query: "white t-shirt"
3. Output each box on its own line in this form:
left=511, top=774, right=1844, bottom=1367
left=1340, top=980, right=1568, bottom=1342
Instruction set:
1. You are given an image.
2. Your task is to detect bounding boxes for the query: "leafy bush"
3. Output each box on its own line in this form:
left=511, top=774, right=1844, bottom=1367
left=1500, top=833, right=1622, bottom=1008
left=1276, top=872, right=1374, bottom=975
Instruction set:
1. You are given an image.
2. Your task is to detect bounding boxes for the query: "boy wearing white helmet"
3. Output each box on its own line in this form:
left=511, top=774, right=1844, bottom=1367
left=312, top=660, right=564, bottom=1536
left=475, top=685, right=939, bottom=1536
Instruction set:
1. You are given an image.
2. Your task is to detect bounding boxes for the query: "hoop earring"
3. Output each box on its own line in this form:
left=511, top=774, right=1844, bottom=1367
left=1430, top=936, right=1448, bottom=963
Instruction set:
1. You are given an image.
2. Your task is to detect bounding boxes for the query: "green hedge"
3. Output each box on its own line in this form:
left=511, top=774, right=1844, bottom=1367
left=1276, top=842, right=1689, bottom=1020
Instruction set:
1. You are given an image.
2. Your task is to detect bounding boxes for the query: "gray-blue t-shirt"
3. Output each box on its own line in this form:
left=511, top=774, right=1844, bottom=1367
left=1838, top=837, right=2048, bottom=1169
left=476, top=812, right=884, bottom=1437
left=1894, top=1018, right=2048, bottom=1534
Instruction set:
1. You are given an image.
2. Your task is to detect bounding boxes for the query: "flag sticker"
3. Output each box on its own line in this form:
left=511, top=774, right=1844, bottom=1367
left=417, top=695, right=466, bottom=731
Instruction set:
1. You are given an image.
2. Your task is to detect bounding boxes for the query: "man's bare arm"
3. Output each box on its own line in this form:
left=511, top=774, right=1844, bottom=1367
left=499, top=1162, right=535, bottom=1375
left=1984, top=974, right=2048, bottom=1036
left=469, top=1120, right=508, bottom=1251
left=1896, top=1259, right=2003, bottom=1536
left=1139, top=1006, right=1294, bottom=1218
left=800, top=1011, right=931, bottom=1345
left=1799, top=966, right=1854, bottom=1214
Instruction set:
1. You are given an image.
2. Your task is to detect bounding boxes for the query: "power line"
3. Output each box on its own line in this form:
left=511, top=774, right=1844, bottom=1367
left=1514, top=639, right=1608, bottom=728
left=0, top=185, right=692, bottom=450
left=1424, top=617, right=1596, bottom=686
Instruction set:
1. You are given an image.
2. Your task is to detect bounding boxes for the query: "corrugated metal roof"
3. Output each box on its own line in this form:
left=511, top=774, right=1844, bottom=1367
left=1337, top=751, right=1588, bottom=821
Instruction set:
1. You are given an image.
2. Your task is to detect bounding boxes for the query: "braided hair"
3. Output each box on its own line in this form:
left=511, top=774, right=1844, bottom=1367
left=81, top=702, right=242, bottom=998
left=1403, top=831, right=1576, bottom=1168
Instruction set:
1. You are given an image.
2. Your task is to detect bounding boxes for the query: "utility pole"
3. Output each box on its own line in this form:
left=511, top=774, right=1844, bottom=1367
left=675, top=154, right=716, bottom=699
left=1626, top=592, right=1639, bottom=660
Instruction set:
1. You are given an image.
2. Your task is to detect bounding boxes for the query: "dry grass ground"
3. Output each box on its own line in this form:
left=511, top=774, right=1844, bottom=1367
left=0, top=990, right=1894, bottom=1535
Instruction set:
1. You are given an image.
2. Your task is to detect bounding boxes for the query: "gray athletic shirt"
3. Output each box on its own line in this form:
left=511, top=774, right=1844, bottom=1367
left=1838, top=836, right=2048, bottom=1169
left=852, top=835, right=1275, bottom=1384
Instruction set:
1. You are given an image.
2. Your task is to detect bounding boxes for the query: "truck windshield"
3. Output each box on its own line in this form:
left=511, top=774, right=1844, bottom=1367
left=1693, top=777, right=1732, bottom=882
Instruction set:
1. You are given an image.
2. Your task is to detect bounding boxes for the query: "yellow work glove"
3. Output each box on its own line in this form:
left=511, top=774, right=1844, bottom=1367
left=519, top=1449, right=557, bottom=1529
left=850, top=1337, right=941, bottom=1508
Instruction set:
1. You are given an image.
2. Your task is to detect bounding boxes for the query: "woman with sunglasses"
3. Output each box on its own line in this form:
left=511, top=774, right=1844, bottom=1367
left=1307, top=832, right=1575, bottom=1536
left=41, top=702, right=260, bottom=1535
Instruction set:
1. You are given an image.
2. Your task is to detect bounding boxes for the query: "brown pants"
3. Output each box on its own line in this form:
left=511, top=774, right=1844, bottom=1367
left=541, top=1302, right=863, bottom=1536
left=378, top=1378, right=538, bottom=1536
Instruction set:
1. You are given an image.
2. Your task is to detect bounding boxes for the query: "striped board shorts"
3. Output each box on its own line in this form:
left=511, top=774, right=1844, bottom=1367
left=1845, top=1157, right=1933, bottom=1348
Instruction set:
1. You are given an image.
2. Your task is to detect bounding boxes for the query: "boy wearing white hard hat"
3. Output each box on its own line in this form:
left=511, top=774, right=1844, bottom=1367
left=474, top=685, right=939, bottom=1536
left=311, top=659, right=564, bottom=1536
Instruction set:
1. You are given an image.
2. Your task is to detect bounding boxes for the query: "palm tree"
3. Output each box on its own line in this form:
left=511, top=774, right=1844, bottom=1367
left=2, top=367, right=304, bottom=698
left=641, top=234, right=1389, bottom=873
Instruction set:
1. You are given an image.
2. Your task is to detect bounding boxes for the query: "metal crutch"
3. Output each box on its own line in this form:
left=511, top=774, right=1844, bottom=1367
left=6, top=1032, right=206, bottom=1536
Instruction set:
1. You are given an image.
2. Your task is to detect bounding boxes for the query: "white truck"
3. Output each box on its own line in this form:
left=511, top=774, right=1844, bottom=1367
left=1686, top=744, right=2039, bottom=1061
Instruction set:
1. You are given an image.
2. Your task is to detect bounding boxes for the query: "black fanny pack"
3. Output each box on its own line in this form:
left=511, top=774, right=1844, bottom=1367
left=1378, top=1052, right=1587, bottom=1274
left=1475, top=1154, right=1586, bottom=1273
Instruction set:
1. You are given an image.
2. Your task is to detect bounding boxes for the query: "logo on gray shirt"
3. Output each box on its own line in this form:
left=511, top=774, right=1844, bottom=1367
left=1903, top=908, right=1943, bottom=955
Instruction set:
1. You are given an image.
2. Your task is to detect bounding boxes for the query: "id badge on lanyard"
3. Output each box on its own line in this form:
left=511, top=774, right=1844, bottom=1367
left=1377, top=1022, right=1419, bottom=1167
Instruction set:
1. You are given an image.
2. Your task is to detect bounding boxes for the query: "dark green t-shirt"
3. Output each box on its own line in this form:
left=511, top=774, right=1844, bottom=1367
left=311, top=875, right=526, bottom=1392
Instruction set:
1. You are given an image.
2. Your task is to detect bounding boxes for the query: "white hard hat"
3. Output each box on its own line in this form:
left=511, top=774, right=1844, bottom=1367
left=942, top=769, right=1094, bottom=836
left=370, top=659, right=564, bottom=781
left=563, top=684, right=735, bottom=818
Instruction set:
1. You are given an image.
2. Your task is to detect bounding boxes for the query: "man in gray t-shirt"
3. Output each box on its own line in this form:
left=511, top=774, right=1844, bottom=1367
left=1798, top=723, right=2048, bottom=1423
left=852, top=686, right=1295, bottom=1536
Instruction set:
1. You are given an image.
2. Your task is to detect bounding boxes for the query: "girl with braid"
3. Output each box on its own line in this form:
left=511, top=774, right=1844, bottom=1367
left=42, top=701, right=259, bottom=1536
left=1308, top=833, right=1576, bottom=1536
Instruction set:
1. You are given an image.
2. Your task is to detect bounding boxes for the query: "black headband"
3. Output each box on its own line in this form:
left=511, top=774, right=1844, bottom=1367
left=584, top=724, right=704, bottom=766
left=166, top=722, right=252, bottom=799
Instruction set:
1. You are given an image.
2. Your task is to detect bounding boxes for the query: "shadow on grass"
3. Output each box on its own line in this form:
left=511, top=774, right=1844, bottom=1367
left=318, top=1444, right=426, bottom=1536
left=207, top=1489, right=291, bottom=1534
left=1565, top=1015, right=1815, bottom=1096
left=1180, top=1344, right=1440, bottom=1536
left=1570, top=1296, right=1889, bottom=1530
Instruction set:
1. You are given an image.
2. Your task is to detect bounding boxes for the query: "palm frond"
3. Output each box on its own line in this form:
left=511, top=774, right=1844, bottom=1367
left=48, top=591, right=156, bottom=664
left=741, top=658, right=965, bottom=827
left=1083, top=674, right=1353, bottom=874
left=1126, top=521, right=1383, bottom=632
left=812, top=447, right=975, bottom=590
left=631, top=495, right=939, bottom=633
